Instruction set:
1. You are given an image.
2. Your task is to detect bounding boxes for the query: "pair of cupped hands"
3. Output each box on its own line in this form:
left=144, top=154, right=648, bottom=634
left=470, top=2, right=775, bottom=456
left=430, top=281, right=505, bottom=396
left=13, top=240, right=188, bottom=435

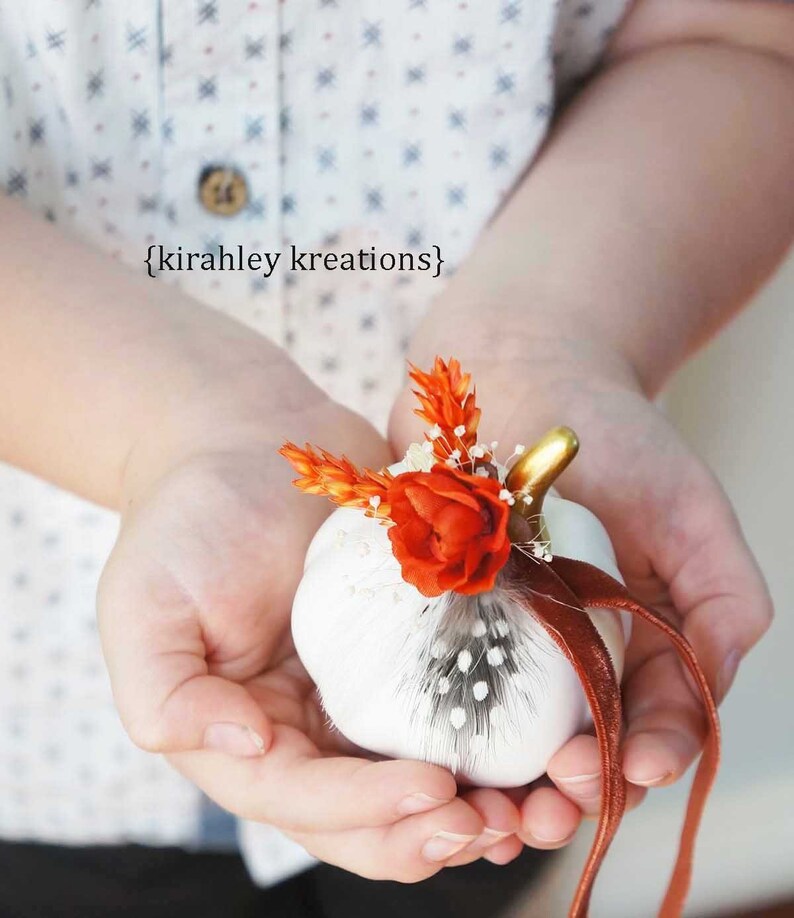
left=98, top=339, right=771, bottom=883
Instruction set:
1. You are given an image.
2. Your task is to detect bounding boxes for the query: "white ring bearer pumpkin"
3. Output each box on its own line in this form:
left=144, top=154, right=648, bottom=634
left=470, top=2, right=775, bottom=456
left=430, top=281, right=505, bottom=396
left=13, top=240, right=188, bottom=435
left=289, top=427, right=630, bottom=788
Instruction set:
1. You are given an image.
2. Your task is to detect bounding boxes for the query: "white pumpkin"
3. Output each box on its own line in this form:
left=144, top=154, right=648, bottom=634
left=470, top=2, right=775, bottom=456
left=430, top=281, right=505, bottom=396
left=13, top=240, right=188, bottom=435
left=292, top=481, right=629, bottom=787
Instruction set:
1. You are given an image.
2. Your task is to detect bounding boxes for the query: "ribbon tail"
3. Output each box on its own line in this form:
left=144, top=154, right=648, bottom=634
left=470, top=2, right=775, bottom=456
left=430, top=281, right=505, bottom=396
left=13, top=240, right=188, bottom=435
left=507, top=554, right=627, bottom=918
left=550, top=556, right=722, bottom=918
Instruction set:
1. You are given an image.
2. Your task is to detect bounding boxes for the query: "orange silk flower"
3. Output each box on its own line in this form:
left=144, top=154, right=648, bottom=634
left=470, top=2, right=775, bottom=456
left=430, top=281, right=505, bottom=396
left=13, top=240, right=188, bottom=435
left=387, top=466, right=511, bottom=597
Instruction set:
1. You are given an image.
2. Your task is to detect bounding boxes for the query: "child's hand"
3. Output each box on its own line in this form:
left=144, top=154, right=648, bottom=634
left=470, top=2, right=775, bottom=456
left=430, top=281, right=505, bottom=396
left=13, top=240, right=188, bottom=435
left=390, top=339, right=772, bottom=852
left=97, top=361, right=521, bottom=880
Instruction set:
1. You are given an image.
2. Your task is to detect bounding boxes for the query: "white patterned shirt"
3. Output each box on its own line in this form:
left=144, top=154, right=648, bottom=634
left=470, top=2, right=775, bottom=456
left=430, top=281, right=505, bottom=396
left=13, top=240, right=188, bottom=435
left=0, top=0, right=628, bottom=885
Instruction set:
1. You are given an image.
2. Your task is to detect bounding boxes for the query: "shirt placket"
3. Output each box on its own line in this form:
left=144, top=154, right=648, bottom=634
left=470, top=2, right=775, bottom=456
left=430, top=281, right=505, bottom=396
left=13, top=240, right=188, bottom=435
left=158, top=0, right=284, bottom=345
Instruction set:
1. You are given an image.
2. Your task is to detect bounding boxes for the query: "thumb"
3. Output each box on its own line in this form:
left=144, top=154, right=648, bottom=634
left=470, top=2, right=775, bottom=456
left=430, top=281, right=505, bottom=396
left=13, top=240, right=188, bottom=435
left=665, top=477, right=773, bottom=701
left=622, top=474, right=772, bottom=787
left=97, top=554, right=271, bottom=758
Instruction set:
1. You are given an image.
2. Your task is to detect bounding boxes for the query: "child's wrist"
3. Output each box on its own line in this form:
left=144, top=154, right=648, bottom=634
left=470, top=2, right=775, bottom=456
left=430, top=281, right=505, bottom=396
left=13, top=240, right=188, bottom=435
left=116, top=351, right=322, bottom=511
left=391, top=323, right=644, bottom=458
left=117, top=350, right=388, bottom=517
left=410, top=267, right=671, bottom=398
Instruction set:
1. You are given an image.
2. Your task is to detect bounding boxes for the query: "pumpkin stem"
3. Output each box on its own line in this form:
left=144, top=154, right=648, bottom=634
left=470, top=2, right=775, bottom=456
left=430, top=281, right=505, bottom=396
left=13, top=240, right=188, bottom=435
left=505, top=426, right=579, bottom=540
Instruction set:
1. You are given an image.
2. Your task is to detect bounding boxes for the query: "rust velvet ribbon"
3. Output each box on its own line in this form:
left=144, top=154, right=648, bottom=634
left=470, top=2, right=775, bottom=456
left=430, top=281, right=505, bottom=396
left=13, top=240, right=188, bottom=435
left=508, top=553, right=721, bottom=918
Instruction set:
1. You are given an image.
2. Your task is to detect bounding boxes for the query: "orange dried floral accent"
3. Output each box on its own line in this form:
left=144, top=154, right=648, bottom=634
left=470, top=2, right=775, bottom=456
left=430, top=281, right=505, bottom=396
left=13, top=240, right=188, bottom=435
left=279, top=441, right=392, bottom=517
left=409, top=357, right=483, bottom=463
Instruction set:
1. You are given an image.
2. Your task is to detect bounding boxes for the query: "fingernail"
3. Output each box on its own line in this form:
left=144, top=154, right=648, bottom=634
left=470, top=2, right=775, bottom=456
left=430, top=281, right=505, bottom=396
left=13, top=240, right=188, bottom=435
left=529, top=829, right=575, bottom=846
left=479, top=827, right=512, bottom=849
left=554, top=772, right=601, bottom=799
left=422, top=831, right=477, bottom=862
left=554, top=771, right=601, bottom=785
left=397, top=793, right=451, bottom=817
left=631, top=770, right=673, bottom=788
left=717, top=649, right=741, bottom=702
left=204, top=723, right=265, bottom=757
left=624, top=730, right=698, bottom=786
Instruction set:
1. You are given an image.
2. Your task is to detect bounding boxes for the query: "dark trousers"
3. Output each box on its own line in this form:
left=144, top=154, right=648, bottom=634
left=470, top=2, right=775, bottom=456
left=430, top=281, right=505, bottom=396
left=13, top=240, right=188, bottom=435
left=0, top=842, right=548, bottom=918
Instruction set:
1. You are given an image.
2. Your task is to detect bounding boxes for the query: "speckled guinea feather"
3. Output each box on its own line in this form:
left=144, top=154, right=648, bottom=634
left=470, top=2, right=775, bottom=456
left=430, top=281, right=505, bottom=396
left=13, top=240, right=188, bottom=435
left=401, top=579, right=554, bottom=777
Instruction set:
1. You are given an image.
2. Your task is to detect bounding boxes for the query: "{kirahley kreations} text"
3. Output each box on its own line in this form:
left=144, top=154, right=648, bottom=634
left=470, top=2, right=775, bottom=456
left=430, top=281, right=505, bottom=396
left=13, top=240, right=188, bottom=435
left=145, top=244, right=444, bottom=279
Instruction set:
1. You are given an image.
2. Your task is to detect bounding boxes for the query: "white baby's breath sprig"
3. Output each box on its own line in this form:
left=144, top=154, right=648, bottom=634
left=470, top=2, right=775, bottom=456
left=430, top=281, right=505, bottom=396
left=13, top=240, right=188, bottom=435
left=405, top=441, right=436, bottom=471
left=498, top=488, right=516, bottom=507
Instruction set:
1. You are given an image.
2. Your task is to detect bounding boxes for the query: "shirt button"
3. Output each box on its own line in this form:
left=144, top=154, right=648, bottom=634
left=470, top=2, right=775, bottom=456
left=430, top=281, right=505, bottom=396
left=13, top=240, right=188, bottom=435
left=198, top=166, right=248, bottom=216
